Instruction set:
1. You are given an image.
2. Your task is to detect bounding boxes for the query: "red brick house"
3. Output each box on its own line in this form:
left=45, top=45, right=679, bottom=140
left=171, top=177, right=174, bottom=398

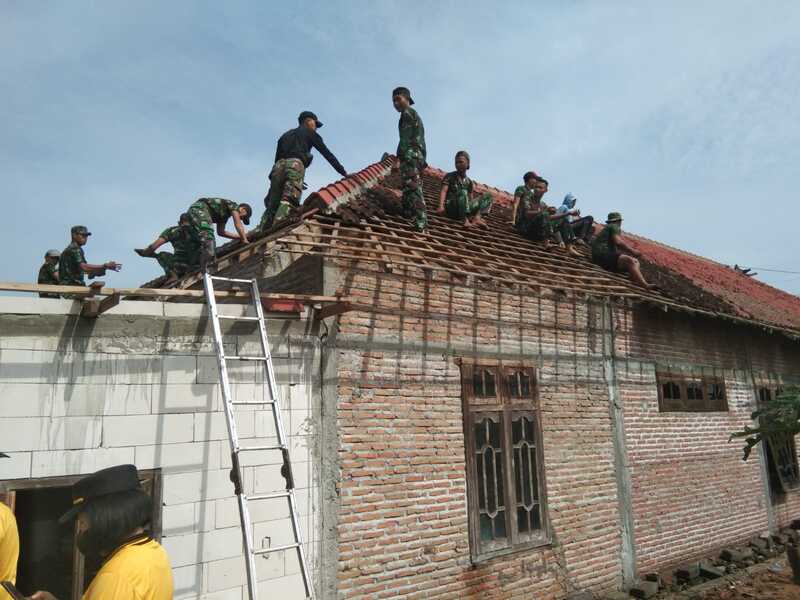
left=165, top=155, right=800, bottom=599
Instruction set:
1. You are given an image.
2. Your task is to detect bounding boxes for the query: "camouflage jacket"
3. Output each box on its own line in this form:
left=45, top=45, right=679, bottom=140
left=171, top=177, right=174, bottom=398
left=159, top=225, right=201, bottom=261
left=59, top=242, right=86, bottom=286
left=195, top=198, right=239, bottom=224
left=37, top=262, right=59, bottom=285
left=397, top=107, right=426, bottom=162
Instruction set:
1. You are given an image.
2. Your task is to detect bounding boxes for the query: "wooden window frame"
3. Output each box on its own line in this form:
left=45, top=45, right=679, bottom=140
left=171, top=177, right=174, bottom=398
left=0, top=470, right=162, bottom=600
left=656, top=372, right=728, bottom=413
left=460, top=358, right=550, bottom=563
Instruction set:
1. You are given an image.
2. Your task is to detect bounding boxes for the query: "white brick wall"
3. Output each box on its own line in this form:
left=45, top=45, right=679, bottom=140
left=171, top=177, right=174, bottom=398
left=0, top=313, right=320, bottom=600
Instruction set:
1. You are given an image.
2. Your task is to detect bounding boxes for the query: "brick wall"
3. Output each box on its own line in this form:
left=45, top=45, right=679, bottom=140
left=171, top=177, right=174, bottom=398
left=331, top=264, right=800, bottom=599
left=333, top=267, right=625, bottom=599
left=0, top=299, right=322, bottom=600
left=616, top=305, right=800, bottom=573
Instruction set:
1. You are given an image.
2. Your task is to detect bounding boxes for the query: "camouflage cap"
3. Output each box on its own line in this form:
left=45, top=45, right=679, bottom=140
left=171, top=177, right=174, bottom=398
left=71, top=225, right=91, bottom=236
left=606, top=212, right=623, bottom=223
left=392, top=86, right=415, bottom=105
left=45, top=249, right=61, bottom=258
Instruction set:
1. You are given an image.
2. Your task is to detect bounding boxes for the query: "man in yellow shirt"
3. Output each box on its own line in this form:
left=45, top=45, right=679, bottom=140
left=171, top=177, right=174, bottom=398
left=30, top=464, right=172, bottom=600
left=0, top=453, right=20, bottom=600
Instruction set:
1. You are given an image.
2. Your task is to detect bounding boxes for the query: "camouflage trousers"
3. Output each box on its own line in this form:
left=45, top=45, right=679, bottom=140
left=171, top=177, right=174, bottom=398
left=399, top=154, right=427, bottom=231
left=156, top=252, right=195, bottom=278
left=260, top=158, right=305, bottom=230
left=445, top=191, right=493, bottom=222
left=187, top=202, right=217, bottom=270
left=520, top=212, right=554, bottom=242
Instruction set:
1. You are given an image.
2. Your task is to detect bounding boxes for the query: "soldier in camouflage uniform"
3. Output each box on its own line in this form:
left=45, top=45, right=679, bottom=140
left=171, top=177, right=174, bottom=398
left=186, top=198, right=252, bottom=271
left=260, top=110, right=348, bottom=231
left=436, top=151, right=492, bottom=227
left=591, top=212, right=653, bottom=288
left=516, top=178, right=575, bottom=252
left=393, top=86, right=428, bottom=232
left=58, top=225, right=122, bottom=297
left=37, top=249, right=61, bottom=298
left=135, top=213, right=201, bottom=281
left=512, top=171, right=540, bottom=231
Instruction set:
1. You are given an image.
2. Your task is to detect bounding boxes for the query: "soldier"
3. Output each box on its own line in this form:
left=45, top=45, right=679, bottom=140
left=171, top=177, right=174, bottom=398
left=436, top=151, right=492, bottom=227
left=591, top=212, right=653, bottom=288
left=37, top=249, right=61, bottom=298
left=518, top=179, right=578, bottom=254
left=511, top=171, right=540, bottom=230
left=135, top=213, right=200, bottom=282
left=59, top=226, right=121, bottom=295
left=186, top=198, right=252, bottom=271
left=393, top=86, right=428, bottom=232
left=260, top=110, right=348, bottom=231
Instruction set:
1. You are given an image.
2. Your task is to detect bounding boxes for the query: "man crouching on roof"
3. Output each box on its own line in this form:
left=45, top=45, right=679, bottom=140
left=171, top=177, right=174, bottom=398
left=591, top=212, right=654, bottom=289
left=436, top=150, right=492, bottom=228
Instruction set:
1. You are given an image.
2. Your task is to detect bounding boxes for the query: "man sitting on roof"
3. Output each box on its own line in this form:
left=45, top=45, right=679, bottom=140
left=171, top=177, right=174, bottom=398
left=511, top=171, right=539, bottom=229
left=135, top=213, right=201, bottom=282
left=393, top=86, right=428, bottom=232
left=186, top=198, right=252, bottom=272
left=556, top=193, right=594, bottom=245
left=517, top=179, right=579, bottom=255
left=591, top=212, right=653, bottom=288
left=59, top=225, right=122, bottom=297
left=436, top=151, right=492, bottom=228
left=37, top=249, right=61, bottom=298
left=260, top=111, right=349, bottom=231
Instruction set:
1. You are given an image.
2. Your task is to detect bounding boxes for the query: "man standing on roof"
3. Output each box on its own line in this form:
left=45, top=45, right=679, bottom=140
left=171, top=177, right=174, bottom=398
left=135, top=213, right=201, bottom=282
left=512, top=171, right=540, bottom=230
left=37, top=249, right=61, bottom=298
left=259, top=110, right=348, bottom=231
left=556, top=193, right=594, bottom=245
left=591, top=212, right=653, bottom=288
left=186, top=198, right=252, bottom=272
left=59, top=226, right=121, bottom=296
left=393, top=86, right=428, bottom=232
left=436, top=151, right=492, bottom=228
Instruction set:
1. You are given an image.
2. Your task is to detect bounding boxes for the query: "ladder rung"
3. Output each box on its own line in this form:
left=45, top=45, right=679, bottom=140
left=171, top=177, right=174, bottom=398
left=222, top=355, right=267, bottom=361
left=231, top=400, right=275, bottom=406
left=217, top=315, right=260, bottom=321
left=210, top=276, right=254, bottom=284
left=247, top=491, right=291, bottom=501
left=237, top=444, right=284, bottom=452
left=253, top=543, right=300, bottom=555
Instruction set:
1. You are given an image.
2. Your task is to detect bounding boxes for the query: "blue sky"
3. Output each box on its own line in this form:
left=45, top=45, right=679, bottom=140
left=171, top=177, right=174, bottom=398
left=2, top=2, right=799, bottom=293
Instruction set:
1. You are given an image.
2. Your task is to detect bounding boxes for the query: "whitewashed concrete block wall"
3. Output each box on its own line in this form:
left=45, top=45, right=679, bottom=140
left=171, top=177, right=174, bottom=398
left=0, top=298, right=323, bottom=600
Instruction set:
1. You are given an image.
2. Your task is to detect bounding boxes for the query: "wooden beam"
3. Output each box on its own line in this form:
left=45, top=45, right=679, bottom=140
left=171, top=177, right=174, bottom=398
left=0, top=282, right=350, bottom=304
left=315, top=301, right=353, bottom=320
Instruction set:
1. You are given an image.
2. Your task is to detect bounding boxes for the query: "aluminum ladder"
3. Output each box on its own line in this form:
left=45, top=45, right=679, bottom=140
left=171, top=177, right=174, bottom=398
left=203, top=273, right=314, bottom=600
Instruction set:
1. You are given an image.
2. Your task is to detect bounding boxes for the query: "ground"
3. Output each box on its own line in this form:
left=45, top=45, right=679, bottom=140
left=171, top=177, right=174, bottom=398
left=665, top=559, right=799, bottom=600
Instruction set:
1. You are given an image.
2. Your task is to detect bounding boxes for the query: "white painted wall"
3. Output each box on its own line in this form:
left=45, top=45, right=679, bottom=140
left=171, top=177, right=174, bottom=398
left=0, top=298, right=321, bottom=600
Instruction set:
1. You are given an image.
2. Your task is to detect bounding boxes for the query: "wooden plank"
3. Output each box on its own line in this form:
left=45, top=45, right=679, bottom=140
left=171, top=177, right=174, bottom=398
left=0, top=282, right=350, bottom=303
left=316, top=301, right=353, bottom=320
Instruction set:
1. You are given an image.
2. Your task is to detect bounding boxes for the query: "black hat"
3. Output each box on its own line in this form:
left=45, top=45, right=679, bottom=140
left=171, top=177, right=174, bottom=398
left=58, top=464, right=142, bottom=524
left=392, top=86, right=415, bottom=105
left=523, top=171, right=540, bottom=183
left=298, top=111, right=323, bottom=128
left=71, top=225, right=92, bottom=236
left=239, top=202, right=252, bottom=226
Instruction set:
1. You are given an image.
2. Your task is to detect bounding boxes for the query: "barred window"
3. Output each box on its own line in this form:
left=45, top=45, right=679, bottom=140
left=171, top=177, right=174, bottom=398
left=461, top=361, right=549, bottom=561
left=656, top=372, right=728, bottom=412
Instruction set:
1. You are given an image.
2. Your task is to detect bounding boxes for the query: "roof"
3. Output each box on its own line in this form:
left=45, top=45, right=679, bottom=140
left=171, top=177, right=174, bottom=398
left=148, top=156, right=800, bottom=337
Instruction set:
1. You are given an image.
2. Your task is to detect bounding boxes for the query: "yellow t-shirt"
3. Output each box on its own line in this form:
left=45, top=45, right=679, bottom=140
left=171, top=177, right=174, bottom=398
left=0, top=502, right=20, bottom=600
left=82, top=537, right=173, bottom=600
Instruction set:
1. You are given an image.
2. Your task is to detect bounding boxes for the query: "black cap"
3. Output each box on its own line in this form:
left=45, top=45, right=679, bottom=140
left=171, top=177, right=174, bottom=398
left=392, top=86, right=415, bottom=105
left=298, top=111, right=323, bottom=128
left=179, top=212, right=190, bottom=223
left=239, top=202, right=252, bottom=225
left=523, top=171, right=540, bottom=183
left=71, top=225, right=91, bottom=236
left=58, top=464, right=142, bottom=524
